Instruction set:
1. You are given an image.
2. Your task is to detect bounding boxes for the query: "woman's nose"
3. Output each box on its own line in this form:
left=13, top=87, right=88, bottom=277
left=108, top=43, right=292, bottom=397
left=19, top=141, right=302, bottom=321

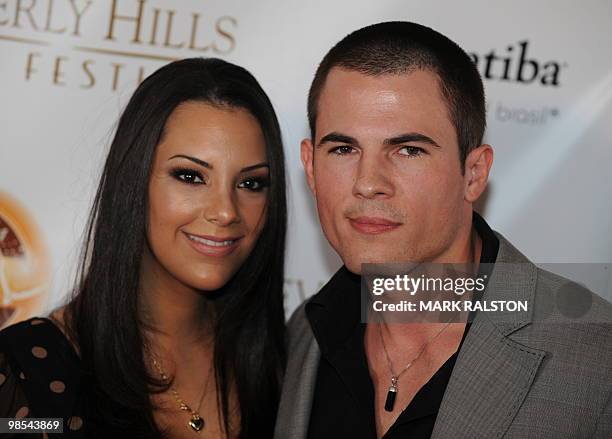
left=204, top=187, right=241, bottom=226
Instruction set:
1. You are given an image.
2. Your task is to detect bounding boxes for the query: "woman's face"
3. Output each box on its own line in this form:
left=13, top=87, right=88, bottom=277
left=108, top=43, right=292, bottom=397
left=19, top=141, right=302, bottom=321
left=146, top=101, right=269, bottom=292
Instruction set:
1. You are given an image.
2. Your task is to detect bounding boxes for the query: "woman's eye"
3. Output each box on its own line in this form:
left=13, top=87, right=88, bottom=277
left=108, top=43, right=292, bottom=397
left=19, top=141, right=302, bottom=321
left=171, top=168, right=204, bottom=184
left=238, top=177, right=269, bottom=192
left=329, top=145, right=355, bottom=155
left=398, top=146, right=425, bottom=157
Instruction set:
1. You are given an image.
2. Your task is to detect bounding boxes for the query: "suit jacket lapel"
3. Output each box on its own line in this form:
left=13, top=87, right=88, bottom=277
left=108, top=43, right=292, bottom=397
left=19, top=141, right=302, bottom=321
left=431, top=235, right=547, bottom=439
left=274, top=327, right=321, bottom=439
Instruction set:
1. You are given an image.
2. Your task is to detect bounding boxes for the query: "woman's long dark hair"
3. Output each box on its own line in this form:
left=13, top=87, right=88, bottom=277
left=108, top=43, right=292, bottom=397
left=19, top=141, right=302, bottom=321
left=64, top=58, right=287, bottom=438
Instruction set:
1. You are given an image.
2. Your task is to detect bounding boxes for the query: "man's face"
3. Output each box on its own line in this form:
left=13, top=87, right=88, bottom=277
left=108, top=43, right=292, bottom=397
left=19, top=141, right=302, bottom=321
left=302, top=68, right=481, bottom=273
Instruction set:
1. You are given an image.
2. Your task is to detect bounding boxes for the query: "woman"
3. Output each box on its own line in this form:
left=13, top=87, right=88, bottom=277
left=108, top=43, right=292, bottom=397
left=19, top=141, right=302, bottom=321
left=0, top=58, right=287, bottom=438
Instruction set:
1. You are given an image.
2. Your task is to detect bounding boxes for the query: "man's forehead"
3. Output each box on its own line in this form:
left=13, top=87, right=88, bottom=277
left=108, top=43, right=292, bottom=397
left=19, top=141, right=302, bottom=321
left=315, top=67, right=452, bottom=141
left=321, top=67, right=442, bottom=97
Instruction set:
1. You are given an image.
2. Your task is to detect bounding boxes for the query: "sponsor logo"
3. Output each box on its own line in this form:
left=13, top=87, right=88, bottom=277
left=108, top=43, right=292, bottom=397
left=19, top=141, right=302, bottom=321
left=469, top=40, right=566, bottom=86
left=0, top=0, right=238, bottom=91
left=0, top=191, right=50, bottom=329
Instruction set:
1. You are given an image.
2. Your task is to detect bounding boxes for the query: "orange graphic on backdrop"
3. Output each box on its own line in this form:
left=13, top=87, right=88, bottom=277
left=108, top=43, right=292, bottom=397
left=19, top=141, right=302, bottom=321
left=0, top=191, right=49, bottom=329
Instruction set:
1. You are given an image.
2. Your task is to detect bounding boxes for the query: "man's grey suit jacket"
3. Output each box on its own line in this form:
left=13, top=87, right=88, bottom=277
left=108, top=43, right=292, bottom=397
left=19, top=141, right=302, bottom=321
left=274, top=233, right=612, bottom=438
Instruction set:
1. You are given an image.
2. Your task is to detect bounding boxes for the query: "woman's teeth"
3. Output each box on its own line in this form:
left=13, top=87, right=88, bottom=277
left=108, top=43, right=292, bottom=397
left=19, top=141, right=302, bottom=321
left=187, top=234, right=235, bottom=247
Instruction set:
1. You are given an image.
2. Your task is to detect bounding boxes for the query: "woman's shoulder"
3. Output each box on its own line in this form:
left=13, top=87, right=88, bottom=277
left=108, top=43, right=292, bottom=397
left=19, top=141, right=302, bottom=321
left=0, top=314, right=78, bottom=359
left=2, top=304, right=81, bottom=370
left=0, top=314, right=85, bottom=429
left=0, top=314, right=82, bottom=386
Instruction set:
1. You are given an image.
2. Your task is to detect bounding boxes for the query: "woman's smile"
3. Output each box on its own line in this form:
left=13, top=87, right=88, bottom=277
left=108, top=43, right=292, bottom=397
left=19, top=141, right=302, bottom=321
left=183, top=231, right=244, bottom=257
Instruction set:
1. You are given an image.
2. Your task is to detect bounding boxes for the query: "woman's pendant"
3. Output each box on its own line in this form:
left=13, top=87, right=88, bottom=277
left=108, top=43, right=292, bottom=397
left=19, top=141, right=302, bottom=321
left=188, top=414, right=205, bottom=432
left=384, top=376, right=398, bottom=412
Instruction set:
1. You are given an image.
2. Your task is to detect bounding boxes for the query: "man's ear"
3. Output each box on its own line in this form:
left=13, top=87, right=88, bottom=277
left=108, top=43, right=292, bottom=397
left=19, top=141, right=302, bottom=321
left=464, top=144, right=494, bottom=203
left=301, top=138, right=316, bottom=196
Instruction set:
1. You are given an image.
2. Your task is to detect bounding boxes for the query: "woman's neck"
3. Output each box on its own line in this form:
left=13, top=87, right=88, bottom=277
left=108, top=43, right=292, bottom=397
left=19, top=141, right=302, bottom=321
left=138, top=246, right=214, bottom=355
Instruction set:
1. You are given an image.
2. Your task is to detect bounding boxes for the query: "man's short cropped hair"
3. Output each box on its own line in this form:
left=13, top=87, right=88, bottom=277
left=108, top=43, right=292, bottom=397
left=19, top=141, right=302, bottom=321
left=308, top=21, right=486, bottom=168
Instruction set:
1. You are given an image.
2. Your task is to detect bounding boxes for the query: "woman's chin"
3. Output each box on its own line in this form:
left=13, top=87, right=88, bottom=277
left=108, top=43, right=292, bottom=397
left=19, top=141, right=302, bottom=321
left=186, top=273, right=234, bottom=294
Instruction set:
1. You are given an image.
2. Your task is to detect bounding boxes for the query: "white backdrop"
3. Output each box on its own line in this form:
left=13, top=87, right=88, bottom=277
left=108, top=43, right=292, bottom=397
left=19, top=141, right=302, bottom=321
left=1, top=0, right=611, bottom=327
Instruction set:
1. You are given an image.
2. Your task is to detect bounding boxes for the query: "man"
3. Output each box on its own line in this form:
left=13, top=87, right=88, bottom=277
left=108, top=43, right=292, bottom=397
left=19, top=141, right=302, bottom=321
left=275, top=21, right=612, bottom=439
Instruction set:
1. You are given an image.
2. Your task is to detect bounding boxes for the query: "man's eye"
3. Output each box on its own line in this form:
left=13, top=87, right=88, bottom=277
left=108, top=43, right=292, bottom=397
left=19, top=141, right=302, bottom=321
left=398, top=146, right=425, bottom=157
left=171, top=168, right=205, bottom=184
left=238, top=177, right=269, bottom=192
left=329, top=145, right=355, bottom=155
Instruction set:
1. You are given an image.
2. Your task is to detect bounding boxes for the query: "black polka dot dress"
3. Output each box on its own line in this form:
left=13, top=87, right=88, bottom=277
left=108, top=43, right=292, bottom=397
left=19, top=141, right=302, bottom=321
left=0, top=317, right=85, bottom=438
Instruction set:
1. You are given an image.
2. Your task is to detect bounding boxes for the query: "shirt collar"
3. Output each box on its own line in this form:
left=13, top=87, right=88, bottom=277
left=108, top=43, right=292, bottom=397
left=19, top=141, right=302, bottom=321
left=306, top=211, right=499, bottom=356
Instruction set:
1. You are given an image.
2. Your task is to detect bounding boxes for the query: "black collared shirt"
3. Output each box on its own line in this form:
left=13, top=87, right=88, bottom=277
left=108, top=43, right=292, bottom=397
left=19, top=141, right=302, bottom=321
left=306, top=212, right=499, bottom=439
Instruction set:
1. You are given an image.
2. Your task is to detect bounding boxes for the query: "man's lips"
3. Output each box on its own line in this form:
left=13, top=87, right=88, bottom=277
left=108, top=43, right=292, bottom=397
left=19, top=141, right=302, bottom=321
left=348, top=216, right=402, bottom=235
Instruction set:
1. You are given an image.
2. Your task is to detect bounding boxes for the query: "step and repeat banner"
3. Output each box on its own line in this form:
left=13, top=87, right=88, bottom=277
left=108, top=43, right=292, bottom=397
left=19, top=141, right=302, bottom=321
left=1, top=0, right=611, bottom=327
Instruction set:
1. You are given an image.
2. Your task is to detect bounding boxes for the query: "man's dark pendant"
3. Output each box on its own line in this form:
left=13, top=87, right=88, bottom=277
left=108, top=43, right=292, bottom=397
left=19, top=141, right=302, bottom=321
left=384, top=378, right=398, bottom=412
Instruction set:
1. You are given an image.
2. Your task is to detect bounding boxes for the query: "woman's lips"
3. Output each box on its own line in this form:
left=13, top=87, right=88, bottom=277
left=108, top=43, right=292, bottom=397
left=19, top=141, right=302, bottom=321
left=348, top=216, right=402, bottom=235
left=183, top=232, right=243, bottom=257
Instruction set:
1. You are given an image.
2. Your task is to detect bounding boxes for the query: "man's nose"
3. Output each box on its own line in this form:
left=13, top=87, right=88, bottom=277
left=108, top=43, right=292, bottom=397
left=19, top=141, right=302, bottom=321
left=352, top=153, right=394, bottom=199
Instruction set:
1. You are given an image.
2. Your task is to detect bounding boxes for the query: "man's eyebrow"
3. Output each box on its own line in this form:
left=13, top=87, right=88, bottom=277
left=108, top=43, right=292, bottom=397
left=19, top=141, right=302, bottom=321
left=384, top=133, right=441, bottom=148
left=169, top=154, right=212, bottom=168
left=316, top=132, right=358, bottom=148
left=316, top=132, right=441, bottom=148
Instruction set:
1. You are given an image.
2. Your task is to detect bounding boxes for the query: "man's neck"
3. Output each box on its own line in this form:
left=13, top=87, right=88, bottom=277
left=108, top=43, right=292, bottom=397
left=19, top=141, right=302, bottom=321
left=374, top=218, right=483, bottom=354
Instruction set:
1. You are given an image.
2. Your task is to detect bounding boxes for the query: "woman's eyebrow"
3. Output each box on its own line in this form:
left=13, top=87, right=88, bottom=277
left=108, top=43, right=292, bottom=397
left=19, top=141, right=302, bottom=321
left=169, top=155, right=268, bottom=173
left=241, top=163, right=269, bottom=173
left=169, top=154, right=212, bottom=169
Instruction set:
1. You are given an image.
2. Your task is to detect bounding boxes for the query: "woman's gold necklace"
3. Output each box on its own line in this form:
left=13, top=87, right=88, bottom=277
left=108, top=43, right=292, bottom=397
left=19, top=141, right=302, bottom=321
left=151, top=355, right=212, bottom=432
